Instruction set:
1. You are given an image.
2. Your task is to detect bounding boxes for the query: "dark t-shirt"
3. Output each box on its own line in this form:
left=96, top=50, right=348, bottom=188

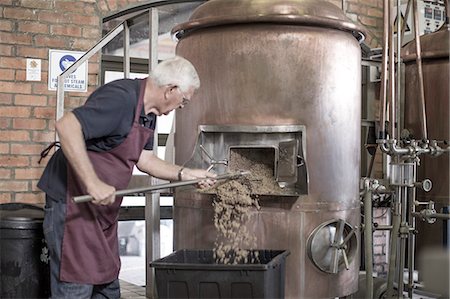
left=38, top=78, right=156, bottom=201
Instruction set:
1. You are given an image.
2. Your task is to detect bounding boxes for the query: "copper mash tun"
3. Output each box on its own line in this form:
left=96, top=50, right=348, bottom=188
left=171, top=0, right=365, bottom=298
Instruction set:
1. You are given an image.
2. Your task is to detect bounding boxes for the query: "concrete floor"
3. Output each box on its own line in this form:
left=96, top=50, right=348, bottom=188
left=120, top=280, right=147, bottom=299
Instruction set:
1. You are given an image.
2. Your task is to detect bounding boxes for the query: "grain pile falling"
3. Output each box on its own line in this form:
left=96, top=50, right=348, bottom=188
left=211, top=148, right=284, bottom=264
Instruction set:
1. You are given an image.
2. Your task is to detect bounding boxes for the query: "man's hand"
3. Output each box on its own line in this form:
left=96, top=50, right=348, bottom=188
left=180, top=168, right=217, bottom=189
left=86, top=180, right=116, bottom=205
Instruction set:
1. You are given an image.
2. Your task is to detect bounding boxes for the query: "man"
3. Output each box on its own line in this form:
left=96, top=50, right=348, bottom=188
left=38, top=56, right=216, bottom=298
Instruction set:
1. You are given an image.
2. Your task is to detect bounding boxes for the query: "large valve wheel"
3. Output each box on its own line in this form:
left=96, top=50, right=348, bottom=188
left=307, top=219, right=358, bottom=274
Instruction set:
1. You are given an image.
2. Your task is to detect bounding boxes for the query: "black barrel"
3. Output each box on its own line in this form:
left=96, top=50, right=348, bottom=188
left=0, top=203, right=50, bottom=298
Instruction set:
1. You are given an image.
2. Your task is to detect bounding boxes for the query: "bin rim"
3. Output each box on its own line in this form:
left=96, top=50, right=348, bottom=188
left=150, top=249, right=290, bottom=271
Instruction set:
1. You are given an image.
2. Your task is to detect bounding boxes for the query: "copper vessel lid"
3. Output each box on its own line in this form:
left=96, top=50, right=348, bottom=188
left=402, top=25, right=449, bottom=62
left=172, top=0, right=365, bottom=42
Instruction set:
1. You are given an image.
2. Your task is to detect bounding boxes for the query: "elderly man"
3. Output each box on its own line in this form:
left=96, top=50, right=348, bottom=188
left=38, top=56, right=215, bottom=298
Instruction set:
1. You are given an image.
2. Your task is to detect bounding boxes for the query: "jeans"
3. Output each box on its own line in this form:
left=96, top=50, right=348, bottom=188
left=43, top=195, right=121, bottom=299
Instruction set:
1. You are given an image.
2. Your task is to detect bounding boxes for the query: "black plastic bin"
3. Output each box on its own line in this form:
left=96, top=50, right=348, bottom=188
left=0, top=203, right=50, bottom=298
left=150, top=249, right=289, bottom=299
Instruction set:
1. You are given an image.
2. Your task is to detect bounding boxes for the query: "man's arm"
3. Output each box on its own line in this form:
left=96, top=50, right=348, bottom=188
left=136, top=149, right=216, bottom=189
left=56, top=112, right=116, bottom=205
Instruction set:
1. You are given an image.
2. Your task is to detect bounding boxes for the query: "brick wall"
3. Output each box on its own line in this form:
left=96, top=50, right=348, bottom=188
left=0, top=0, right=147, bottom=205
left=0, top=0, right=383, bottom=205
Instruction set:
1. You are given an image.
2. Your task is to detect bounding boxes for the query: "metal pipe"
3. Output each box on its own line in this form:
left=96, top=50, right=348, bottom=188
left=396, top=0, right=402, bottom=140
left=412, top=212, right=450, bottom=220
left=123, top=20, right=130, bottom=79
left=412, top=0, right=428, bottom=139
left=364, top=184, right=374, bottom=299
left=375, top=225, right=393, bottom=230
left=379, top=0, right=390, bottom=139
left=386, top=192, right=401, bottom=298
left=407, top=163, right=417, bottom=298
left=389, top=0, right=396, bottom=139
left=397, top=185, right=408, bottom=298
left=146, top=9, right=160, bottom=299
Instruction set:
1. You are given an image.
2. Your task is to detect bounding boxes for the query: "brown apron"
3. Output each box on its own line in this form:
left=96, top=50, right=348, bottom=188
left=60, top=79, right=152, bottom=284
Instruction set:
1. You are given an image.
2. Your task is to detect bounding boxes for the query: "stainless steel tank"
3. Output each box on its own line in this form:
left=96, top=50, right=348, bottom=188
left=171, top=1, right=364, bottom=297
left=403, top=25, right=450, bottom=257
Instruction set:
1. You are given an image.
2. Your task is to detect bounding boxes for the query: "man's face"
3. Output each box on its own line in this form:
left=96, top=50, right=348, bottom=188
left=161, top=85, right=194, bottom=115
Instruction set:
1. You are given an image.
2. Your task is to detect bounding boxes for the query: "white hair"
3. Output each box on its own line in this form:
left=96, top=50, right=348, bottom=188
left=151, top=56, right=200, bottom=92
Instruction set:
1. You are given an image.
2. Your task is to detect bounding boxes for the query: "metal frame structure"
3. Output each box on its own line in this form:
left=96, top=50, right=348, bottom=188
left=362, top=1, right=450, bottom=298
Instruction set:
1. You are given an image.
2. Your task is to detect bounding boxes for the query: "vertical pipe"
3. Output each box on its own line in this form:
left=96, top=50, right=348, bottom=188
left=389, top=0, right=396, bottom=140
left=396, top=0, right=402, bottom=140
left=398, top=185, right=408, bottom=299
left=146, top=8, right=159, bottom=299
left=379, top=0, right=390, bottom=139
left=407, top=163, right=417, bottom=298
left=364, top=184, right=374, bottom=299
left=386, top=191, right=401, bottom=298
left=123, top=20, right=130, bottom=79
left=445, top=0, right=449, bottom=24
left=412, top=0, right=428, bottom=139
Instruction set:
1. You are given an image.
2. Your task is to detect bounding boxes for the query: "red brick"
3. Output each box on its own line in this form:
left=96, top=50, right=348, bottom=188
left=0, top=106, right=31, bottom=118
left=0, top=193, right=12, bottom=204
left=0, top=45, right=14, bottom=56
left=0, top=69, right=15, bottom=81
left=0, top=155, right=29, bottom=167
left=0, top=130, right=31, bottom=142
left=18, top=22, right=49, bottom=34
left=15, top=94, right=47, bottom=106
left=348, top=3, right=367, bottom=14
left=368, top=7, right=383, bottom=18
left=68, top=14, right=99, bottom=26
left=33, top=35, right=67, bottom=48
left=0, top=118, right=10, bottom=129
left=13, top=118, right=47, bottom=130
left=0, top=57, right=25, bottom=69
left=0, top=143, right=9, bottom=154
left=97, top=0, right=109, bottom=12
left=1, top=32, right=33, bottom=45
left=0, top=93, right=13, bottom=104
left=51, top=24, right=82, bottom=37
left=11, top=143, right=45, bottom=155
left=4, top=7, right=37, bottom=21
left=55, top=1, right=96, bottom=14
left=0, top=168, right=12, bottom=179
left=0, top=180, right=29, bottom=192
left=71, top=38, right=97, bottom=50
left=15, top=167, right=44, bottom=179
left=15, top=70, right=26, bottom=81
left=88, top=62, right=100, bottom=74
left=32, top=131, right=55, bottom=143
left=0, top=82, right=32, bottom=93
left=88, top=74, right=98, bottom=86
left=359, top=16, right=378, bottom=27
left=32, top=83, right=56, bottom=96
left=20, top=0, right=53, bottom=9
left=33, top=107, right=56, bottom=119
left=16, top=46, right=48, bottom=59
left=82, top=27, right=101, bottom=39
left=0, top=19, right=14, bottom=31
left=38, top=11, right=68, bottom=24
left=15, top=192, right=45, bottom=204
left=30, top=180, right=42, bottom=192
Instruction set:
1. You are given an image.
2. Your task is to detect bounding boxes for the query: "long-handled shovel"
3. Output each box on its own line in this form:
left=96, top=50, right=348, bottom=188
left=73, top=170, right=249, bottom=203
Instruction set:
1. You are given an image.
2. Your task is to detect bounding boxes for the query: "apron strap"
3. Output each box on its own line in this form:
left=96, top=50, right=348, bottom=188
left=38, top=141, right=61, bottom=164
